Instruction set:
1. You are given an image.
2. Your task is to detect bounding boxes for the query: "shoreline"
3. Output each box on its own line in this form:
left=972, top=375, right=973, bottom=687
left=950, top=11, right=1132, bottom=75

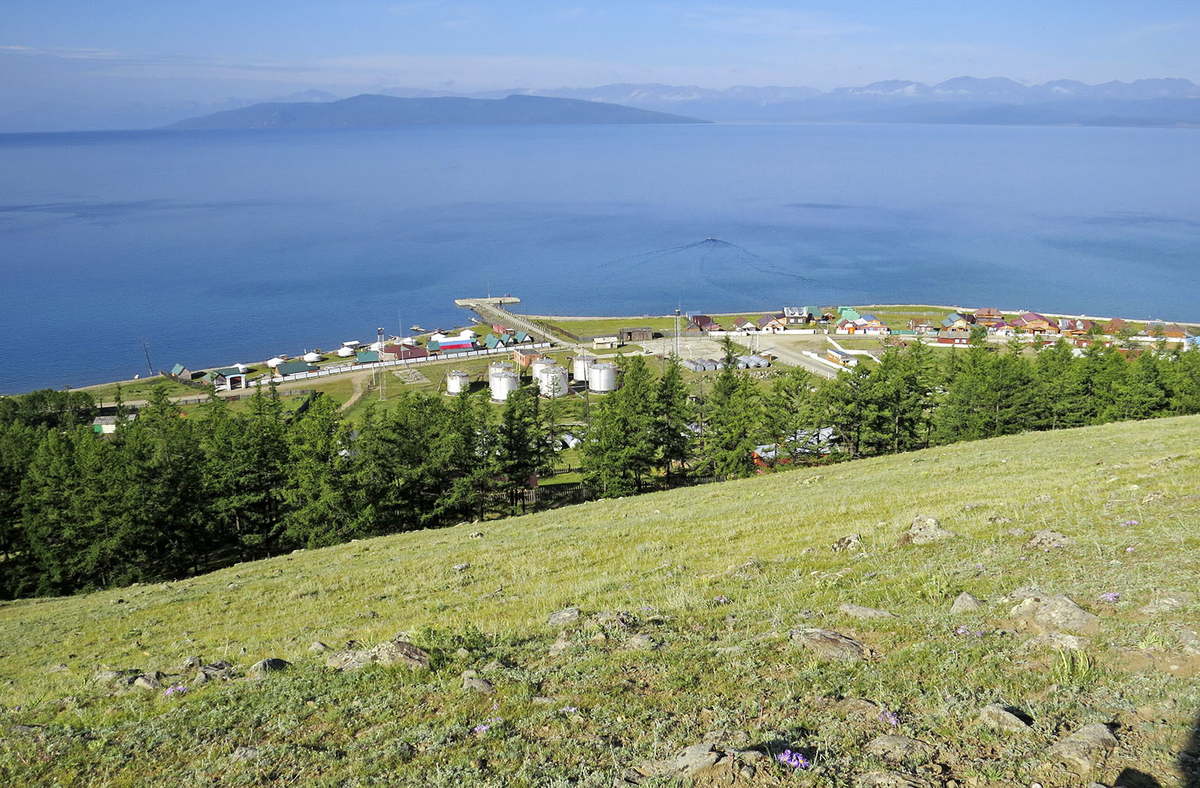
left=14, top=300, right=1199, bottom=398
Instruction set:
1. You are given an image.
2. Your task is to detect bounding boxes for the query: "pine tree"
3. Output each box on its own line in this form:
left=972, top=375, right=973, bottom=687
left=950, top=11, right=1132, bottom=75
left=282, top=393, right=359, bottom=548
left=654, top=355, right=693, bottom=481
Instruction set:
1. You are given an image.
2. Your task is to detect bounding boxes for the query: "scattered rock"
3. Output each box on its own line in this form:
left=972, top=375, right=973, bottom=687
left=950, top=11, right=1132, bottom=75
left=548, top=632, right=572, bottom=657
left=193, top=661, right=235, bottom=684
left=1042, top=723, right=1117, bottom=777
left=94, top=669, right=141, bottom=687
left=370, top=641, right=432, bottom=670
left=855, top=772, right=935, bottom=788
left=627, top=634, right=658, bottom=651
left=548, top=607, right=582, bottom=628
left=839, top=603, right=896, bottom=620
left=181, top=655, right=202, bottom=670
left=250, top=658, right=290, bottom=676
left=1012, top=595, right=1100, bottom=635
left=790, top=628, right=871, bottom=662
left=308, top=641, right=329, bottom=653
left=1007, top=585, right=1048, bottom=603
left=453, top=563, right=471, bottom=572
left=978, top=704, right=1031, bottom=734
left=988, top=515, right=1012, bottom=524
left=1140, top=594, right=1191, bottom=615
left=461, top=670, right=495, bottom=694
left=1026, top=530, right=1074, bottom=550
left=231, top=745, right=260, bottom=761
left=865, top=734, right=931, bottom=764
left=132, top=672, right=164, bottom=691
left=481, top=660, right=507, bottom=673
left=831, top=534, right=863, bottom=552
left=326, top=640, right=431, bottom=671
left=620, top=740, right=767, bottom=784
left=950, top=592, right=984, bottom=614
left=897, top=515, right=956, bottom=546
left=468, top=531, right=483, bottom=539
left=1032, top=494, right=1054, bottom=504
left=591, top=610, right=635, bottom=629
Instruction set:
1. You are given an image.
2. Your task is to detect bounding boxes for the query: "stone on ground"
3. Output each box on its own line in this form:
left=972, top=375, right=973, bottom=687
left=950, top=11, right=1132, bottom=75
left=950, top=592, right=984, bottom=614
left=1012, top=595, right=1100, bottom=635
left=897, top=515, right=956, bottom=546
left=978, top=704, right=1031, bottom=733
left=1026, top=529, right=1074, bottom=550
left=790, top=628, right=871, bottom=662
left=461, top=670, right=495, bottom=694
left=839, top=603, right=896, bottom=620
left=831, top=534, right=863, bottom=552
left=854, top=772, right=935, bottom=788
left=548, top=607, right=582, bottom=628
left=250, top=658, right=290, bottom=676
left=1041, top=723, right=1117, bottom=778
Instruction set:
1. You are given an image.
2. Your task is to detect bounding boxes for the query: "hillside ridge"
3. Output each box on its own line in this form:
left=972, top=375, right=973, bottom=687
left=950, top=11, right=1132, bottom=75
left=2, top=415, right=1199, bottom=785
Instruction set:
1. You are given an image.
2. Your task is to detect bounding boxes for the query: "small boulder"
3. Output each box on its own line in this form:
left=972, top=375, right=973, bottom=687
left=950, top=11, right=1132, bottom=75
left=865, top=734, right=930, bottom=764
left=370, top=641, right=431, bottom=670
left=839, top=603, right=896, bottom=620
left=1012, top=594, right=1099, bottom=635
left=836, top=697, right=881, bottom=718
left=950, top=592, right=984, bottom=614
left=461, top=670, right=495, bottom=694
left=591, top=610, right=635, bottom=629
left=790, top=628, right=871, bottom=662
left=250, top=658, right=290, bottom=676
left=193, top=661, right=235, bottom=684
left=308, top=641, right=329, bottom=653
left=231, top=745, right=260, bottom=761
left=94, top=669, right=140, bottom=687
left=627, top=634, right=658, bottom=651
left=897, top=515, right=956, bottom=546
left=548, top=607, right=582, bottom=628
left=132, top=672, right=164, bottom=691
left=978, top=704, right=1031, bottom=734
left=1042, top=723, right=1117, bottom=777
left=831, top=534, right=863, bottom=552
left=453, top=563, right=470, bottom=572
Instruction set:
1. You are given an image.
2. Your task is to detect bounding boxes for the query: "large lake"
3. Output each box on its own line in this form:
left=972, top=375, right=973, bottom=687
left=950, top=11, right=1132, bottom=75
left=1, top=122, right=1198, bottom=393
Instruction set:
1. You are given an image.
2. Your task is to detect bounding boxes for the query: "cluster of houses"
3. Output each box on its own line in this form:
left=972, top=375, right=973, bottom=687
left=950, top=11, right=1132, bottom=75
left=687, top=307, right=817, bottom=333
left=167, top=324, right=541, bottom=389
left=683, top=304, right=1196, bottom=348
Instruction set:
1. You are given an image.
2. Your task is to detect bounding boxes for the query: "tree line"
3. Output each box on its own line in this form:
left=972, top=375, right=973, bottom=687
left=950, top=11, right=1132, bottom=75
left=0, top=383, right=562, bottom=598
left=2, top=335, right=1198, bottom=598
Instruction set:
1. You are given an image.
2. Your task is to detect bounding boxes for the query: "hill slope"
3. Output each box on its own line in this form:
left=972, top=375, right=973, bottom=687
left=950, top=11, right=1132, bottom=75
left=167, top=94, right=707, bottom=129
left=2, top=416, right=1199, bottom=785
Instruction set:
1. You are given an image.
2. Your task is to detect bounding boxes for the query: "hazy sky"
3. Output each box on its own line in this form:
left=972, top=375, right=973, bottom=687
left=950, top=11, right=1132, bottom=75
left=3, top=0, right=1198, bottom=107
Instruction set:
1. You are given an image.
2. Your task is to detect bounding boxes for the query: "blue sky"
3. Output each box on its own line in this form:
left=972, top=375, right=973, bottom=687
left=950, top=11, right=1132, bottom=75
left=2, top=1, right=1198, bottom=108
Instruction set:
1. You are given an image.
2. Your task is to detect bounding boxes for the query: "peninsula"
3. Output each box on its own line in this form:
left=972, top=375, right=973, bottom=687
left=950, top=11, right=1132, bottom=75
left=166, top=94, right=708, bottom=129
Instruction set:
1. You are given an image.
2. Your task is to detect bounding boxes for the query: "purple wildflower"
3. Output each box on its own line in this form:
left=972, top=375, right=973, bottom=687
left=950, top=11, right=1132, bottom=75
left=712, top=595, right=732, bottom=605
left=163, top=683, right=188, bottom=697
left=1100, top=592, right=1121, bottom=603
left=878, top=709, right=899, bottom=726
left=776, top=749, right=810, bottom=770
left=955, top=625, right=971, bottom=635
left=559, top=706, right=579, bottom=714
left=1122, top=519, right=1139, bottom=526
left=1126, top=546, right=1135, bottom=553
left=472, top=724, right=489, bottom=735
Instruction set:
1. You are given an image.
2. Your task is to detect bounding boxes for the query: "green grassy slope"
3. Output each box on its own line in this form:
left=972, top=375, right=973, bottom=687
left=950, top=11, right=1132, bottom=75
left=3, top=417, right=1199, bottom=786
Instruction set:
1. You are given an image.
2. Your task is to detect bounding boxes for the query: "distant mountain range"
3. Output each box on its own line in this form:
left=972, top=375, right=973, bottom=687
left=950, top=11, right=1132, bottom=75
left=479, top=77, right=1200, bottom=125
left=167, top=94, right=706, bottom=129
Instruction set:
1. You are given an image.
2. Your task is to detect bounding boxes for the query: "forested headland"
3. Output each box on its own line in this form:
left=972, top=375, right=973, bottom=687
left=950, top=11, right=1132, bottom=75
left=2, top=335, right=1198, bottom=599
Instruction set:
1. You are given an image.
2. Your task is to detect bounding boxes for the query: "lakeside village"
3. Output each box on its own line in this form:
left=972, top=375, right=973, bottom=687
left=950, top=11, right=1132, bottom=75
left=157, top=301, right=1200, bottom=403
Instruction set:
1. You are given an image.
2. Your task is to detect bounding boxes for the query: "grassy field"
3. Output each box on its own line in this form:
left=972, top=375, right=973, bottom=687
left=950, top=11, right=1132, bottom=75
left=2, top=417, right=1199, bottom=786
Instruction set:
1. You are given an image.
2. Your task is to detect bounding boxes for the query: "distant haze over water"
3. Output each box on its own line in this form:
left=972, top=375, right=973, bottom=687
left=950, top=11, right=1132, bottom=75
left=1, top=123, right=1198, bottom=393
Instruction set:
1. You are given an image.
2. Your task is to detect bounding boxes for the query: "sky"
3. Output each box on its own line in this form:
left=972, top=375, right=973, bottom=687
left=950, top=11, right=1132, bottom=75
left=2, top=1, right=1199, bottom=121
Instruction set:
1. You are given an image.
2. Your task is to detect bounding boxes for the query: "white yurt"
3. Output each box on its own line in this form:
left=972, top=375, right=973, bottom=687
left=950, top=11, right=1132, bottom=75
left=336, top=346, right=355, bottom=358
left=266, top=356, right=285, bottom=368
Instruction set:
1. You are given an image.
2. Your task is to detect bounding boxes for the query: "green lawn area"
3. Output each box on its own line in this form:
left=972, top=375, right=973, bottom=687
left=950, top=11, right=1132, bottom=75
left=538, top=317, right=678, bottom=337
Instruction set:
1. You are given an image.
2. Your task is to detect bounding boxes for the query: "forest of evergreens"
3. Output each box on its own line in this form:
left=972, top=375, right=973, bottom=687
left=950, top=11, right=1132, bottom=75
left=1, top=335, right=1198, bottom=599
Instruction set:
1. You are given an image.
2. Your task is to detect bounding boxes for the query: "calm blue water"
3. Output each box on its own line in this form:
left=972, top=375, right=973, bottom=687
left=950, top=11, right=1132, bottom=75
left=2, top=123, right=1198, bottom=393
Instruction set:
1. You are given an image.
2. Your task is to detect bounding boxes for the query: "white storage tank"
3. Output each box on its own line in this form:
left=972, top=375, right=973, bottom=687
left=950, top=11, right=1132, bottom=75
left=537, top=365, right=569, bottom=398
left=489, top=370, right=519, bottom=402
left=588, top=362, right=618, bottom=393
left=572, top=355, right=596, bottom=381
left=488, top=361, right=513, bottom=376
left=529, top=357, right=552, bottom=380
left=446, top=370, right=470, bottom=395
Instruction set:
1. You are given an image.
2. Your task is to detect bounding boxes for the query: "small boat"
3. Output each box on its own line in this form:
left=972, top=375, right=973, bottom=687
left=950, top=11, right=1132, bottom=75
left=410, top=325, right=425, bottom=333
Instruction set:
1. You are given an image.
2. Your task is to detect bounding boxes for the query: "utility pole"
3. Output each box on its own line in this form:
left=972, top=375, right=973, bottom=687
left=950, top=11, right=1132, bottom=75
left=377, top=326, right=386, bottom=401
left=674, top=307, right=681, bottom=359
